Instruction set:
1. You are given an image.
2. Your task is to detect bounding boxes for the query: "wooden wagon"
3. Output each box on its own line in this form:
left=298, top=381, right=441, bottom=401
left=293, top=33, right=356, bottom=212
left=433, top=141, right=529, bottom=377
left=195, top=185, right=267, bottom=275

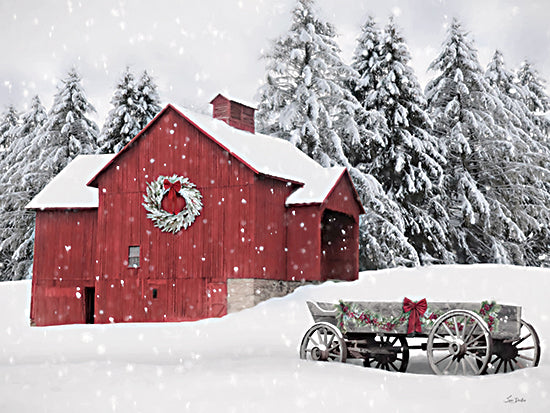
left=300, top=299, right=541, bottom=375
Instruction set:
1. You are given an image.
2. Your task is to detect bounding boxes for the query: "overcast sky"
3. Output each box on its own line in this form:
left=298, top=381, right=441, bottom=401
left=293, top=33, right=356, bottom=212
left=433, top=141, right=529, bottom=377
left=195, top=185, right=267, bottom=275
left=1, top=0, right=549, bottom=122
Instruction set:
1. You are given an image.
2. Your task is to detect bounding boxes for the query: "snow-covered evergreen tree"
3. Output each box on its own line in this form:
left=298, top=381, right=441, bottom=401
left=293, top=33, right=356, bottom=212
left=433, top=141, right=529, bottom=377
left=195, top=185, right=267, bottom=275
left=99, top=68, right=162, bottom=154
left=257, top=0, right=416, bottom=269
left=347, top=16, right=388, bottom=167
left=350, top=168, right=419, bottom=269
left=37, top=67, right=99, bottom=175
left=426, top=19, right=532, bottom=264
left=516, top=60, right=550, bottom=139
left=0, top=96, right=48, bottom=280
left=514, top=60, right=550, bottom=265
left=0, top=105, right=19, bottom=160
left=353, top=17, right=452, bottom=264
left=351, top=16, right=381, bottom=108
left=487, top=52, right=549, bottom=149
left=98, top=67, right=140, bottom=153
left=486, top=51, right=550, bottom=265
left=135, top=70, right=162, bottom=128
left=256, top=0, right=360, bottom=166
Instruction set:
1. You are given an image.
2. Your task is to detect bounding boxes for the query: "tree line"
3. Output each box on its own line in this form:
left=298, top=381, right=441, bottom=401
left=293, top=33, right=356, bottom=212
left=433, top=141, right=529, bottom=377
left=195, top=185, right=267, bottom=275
left=1, top=0, right=549, bottom=280
left=256, top=0, right=550, bottom=270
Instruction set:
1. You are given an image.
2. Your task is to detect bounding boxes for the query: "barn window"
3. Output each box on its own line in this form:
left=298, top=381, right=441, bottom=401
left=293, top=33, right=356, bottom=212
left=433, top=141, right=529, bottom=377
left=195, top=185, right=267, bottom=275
left=152, top=288, right=158, bottom=299
left=128, top=246, right=140, bottom=268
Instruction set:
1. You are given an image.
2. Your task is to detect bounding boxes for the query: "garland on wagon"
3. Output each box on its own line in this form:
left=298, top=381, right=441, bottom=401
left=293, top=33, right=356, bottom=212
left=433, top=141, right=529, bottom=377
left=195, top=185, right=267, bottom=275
left=142, top=174, right=203, bottom=233
left=336, top=299, right=501, bottom=334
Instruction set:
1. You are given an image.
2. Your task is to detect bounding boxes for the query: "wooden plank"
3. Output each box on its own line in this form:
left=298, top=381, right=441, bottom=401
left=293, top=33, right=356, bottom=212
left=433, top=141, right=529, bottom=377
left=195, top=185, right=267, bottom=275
left=287, top=207, right=322, bottom=281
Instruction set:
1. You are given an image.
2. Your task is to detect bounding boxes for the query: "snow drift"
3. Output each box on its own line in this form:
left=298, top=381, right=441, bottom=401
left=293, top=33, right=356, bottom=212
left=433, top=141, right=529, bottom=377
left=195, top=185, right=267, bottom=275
left=0, top=264, right=548, bottom=412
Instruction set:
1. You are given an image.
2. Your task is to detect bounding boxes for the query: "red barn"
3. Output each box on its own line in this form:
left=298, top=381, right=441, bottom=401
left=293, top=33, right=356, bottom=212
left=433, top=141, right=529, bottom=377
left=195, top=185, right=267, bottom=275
left=27, top=95, right=364, bottom=326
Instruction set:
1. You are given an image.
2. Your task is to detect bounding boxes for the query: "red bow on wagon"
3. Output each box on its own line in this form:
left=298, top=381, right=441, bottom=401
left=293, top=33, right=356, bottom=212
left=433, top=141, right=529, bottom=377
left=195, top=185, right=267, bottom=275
left=403, top=297, right=428, bottom=334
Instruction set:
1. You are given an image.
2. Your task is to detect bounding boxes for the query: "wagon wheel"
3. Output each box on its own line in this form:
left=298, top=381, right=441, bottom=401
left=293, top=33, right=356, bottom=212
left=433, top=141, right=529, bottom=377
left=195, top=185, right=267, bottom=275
left=300, top=322, right=347, bottom=363
left=427, top=310, right=492, bottom=375
left=485, top=319, right=540, bottom=374
left=363, top=335, right=409, bottom=372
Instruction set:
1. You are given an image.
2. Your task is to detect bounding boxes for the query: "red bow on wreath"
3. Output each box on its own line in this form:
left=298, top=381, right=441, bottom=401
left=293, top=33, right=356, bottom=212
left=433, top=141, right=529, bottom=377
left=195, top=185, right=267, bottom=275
left=162, top=179, right=186, bottom=215
left=403, top=297, right=427, bottom=334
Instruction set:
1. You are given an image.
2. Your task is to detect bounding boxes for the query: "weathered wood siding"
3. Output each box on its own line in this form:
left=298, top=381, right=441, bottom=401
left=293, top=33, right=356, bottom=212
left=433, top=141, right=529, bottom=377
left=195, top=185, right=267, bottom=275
left=252, top=177, right=294, bottom=280
left=286, top=205, right=322, bottom=281
left=31, top=209, right=97, bottom=326
left=93, top=108, right=254, bottom=322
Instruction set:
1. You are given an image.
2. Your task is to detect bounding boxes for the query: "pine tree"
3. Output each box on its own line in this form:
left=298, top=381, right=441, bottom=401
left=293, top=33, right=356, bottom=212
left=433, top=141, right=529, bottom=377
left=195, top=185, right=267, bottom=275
left=516, top=60, right=550, bottom=139
left=486, top=51, right=548, bottom=148
left=98, top=67, right=140, bottom=153
left=514, top=60, right=550, bottom=265
left=37, top=67, right=99, bottom=175
left=256, top=0, right=360, bottom=167
left=486, top=52, right=550, bottom=265
left=350, top=168, right=419, bottom=269
left=347, top=16, right=388, bottom=168
left=99, top=68, right=162, bottom=154
left=0, top=105, right=19, bottom=160
left=135, top=70, right=162, bottom=127
left=257, top=0, right=417, bottom=269
left=351, top=16, right=381, bottom=108
left=0, top=96, right=48, bottom=280
left=426, top=19, right=527, bottom=264
left=353, top=17, right=452, bottom=264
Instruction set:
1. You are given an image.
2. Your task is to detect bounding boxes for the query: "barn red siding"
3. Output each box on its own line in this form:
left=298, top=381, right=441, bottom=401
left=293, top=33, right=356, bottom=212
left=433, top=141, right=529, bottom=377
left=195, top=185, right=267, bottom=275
left=286, top=206, right=322, bottom=281
left=252, top=177, right=294, bottom=280
left=92, top=108, right=290, bottom=322
left=323, top=173, right=362, bottom=219
left=31, top=210, right=97, bottom=326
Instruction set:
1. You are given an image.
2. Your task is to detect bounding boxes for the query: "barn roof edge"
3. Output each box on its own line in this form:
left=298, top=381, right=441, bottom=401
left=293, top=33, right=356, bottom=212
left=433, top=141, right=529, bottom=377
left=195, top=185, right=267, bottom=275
left=86, top=103, right=363, bottom=210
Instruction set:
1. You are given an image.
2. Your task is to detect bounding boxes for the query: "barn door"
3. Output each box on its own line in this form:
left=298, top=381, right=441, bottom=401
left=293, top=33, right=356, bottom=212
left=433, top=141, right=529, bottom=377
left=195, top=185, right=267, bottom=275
left=84, top=287, right=95, bottom=324
left=145, top=281, right=167, bottom=322
left=207, top=282, right=227, bottom=318
left=321, top=210, right=356, bottom=280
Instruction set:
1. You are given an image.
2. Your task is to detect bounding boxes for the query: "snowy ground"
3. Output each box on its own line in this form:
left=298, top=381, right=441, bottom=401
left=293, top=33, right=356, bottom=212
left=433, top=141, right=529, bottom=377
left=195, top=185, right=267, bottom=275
left=0, top=264, right=548, bottom=412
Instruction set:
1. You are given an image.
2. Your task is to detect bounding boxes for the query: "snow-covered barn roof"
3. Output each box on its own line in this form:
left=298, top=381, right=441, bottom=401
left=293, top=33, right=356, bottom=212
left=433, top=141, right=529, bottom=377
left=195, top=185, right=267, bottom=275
left=26, top=154, right=115, bottom=210
left=175, top=106, right=348, bottom=206
left=28, top=104, right=362, bottom=210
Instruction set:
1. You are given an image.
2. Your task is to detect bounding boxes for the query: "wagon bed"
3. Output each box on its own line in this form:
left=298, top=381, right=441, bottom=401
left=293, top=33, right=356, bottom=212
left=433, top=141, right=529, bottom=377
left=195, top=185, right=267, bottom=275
left=300, top=299, right=540, bottom=375
left=307, top=300, right=522, bottom=340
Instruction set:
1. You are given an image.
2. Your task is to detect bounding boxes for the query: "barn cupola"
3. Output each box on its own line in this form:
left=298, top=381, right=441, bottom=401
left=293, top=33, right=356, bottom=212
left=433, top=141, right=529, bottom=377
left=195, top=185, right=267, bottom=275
left=210, top=94, right=256, bottom=134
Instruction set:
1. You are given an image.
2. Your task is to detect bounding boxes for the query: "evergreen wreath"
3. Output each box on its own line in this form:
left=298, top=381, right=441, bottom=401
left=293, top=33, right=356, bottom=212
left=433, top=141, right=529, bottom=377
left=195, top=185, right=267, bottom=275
left=142, top=174, right=203, bottom=233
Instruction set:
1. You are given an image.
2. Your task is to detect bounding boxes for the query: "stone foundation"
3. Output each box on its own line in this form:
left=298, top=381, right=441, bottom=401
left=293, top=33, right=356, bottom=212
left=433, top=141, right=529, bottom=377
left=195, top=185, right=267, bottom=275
left=227, top=278, right=317, bottom=313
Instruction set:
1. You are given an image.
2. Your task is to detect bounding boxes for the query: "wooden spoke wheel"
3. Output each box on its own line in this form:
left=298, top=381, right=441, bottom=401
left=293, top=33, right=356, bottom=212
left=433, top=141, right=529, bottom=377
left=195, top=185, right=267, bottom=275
left=363, top=335, right=409, bottom=372
left=300, top=322, right=347, bottom=363
left=427, top=310, right=492, bottom=375
left=485, top=319, right=541, bottom=374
